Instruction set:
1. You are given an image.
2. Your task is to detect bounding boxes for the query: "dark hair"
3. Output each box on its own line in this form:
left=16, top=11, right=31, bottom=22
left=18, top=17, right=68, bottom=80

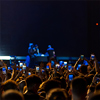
left=1, top=80, right=18, bottom=91
left=71, top=77, right=87, bottom=97
left=1, top=89, right=24, bottom=100
left=25, top=74, right=42, bottom=90
left=46, top=88, right=68, bottom=100
left=80, top=64, right=88, bottom=75
left=42, top=79, right=61, bottom=93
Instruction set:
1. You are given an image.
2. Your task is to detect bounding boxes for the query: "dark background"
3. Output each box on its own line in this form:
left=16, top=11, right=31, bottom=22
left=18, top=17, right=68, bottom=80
left=0, top=1, right=100, bottom=60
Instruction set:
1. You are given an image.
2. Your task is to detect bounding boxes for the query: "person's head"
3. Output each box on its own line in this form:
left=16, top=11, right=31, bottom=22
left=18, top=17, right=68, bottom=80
left=42, top=79, right=61, bottom=94
left=35, top=44, right=38, bottom=48
left=48, top=45, right=51, bottom=48
left=29, top=43, right=34, bottom=47
left=89, top=91, right=100, bottom=100
left=80, top=64, right=88, bottom=75
left=1, top=89, right=24, bottom=100
left=25, top=74, right=42, bottom=93
left=1, top=80, right=18, bottom=92
left=71, top=77, right=87, bottom=99
left=46, top=88, right=68, bottom=100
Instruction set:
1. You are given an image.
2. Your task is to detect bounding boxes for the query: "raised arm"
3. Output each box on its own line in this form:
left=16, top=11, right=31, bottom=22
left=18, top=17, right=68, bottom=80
left=74, top=57, right=81, bottom=69
left=94, top=57, right=100, bottom=73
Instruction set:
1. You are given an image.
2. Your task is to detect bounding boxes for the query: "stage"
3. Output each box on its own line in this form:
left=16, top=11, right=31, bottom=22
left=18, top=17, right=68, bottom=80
left=0, top=56, right=79, bottom=61
left=1, top=55, right=100, bottom=66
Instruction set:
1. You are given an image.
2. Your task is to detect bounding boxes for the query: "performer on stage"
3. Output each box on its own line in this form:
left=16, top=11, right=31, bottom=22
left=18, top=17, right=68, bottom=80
left=28, top=43, right=35, bottom=56
left=46, top=45, right=56, bottom=60
left=34, top=44, right=39, bottom=54
left=26, top=43, right=36, bottom=68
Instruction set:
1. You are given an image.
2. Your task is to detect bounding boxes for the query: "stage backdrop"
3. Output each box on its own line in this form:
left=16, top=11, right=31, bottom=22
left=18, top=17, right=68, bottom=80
left=0, top=1, right=88, bottom=57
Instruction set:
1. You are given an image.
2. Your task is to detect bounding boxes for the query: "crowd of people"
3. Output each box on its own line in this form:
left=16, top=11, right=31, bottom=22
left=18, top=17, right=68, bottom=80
left=0, top=54, right=100, bottom=100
